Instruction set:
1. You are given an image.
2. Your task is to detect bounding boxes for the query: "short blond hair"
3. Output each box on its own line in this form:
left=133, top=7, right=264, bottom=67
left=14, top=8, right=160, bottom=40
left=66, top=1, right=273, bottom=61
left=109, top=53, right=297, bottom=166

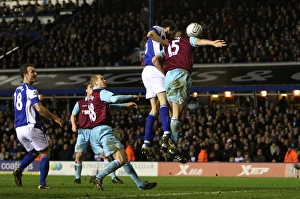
left=90, top=74, right=100, bottom=87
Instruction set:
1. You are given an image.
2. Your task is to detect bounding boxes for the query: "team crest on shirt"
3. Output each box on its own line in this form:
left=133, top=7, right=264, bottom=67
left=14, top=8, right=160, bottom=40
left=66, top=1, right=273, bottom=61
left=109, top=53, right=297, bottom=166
left=88, top=95, right=94, bottom=100
left=76, top=145, right=81, bottom=149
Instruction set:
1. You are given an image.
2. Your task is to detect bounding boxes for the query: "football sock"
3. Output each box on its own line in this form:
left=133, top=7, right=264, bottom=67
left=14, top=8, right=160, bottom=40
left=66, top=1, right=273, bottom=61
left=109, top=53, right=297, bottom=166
left=104, top=160, right=116, bottom=179
left=160, top=105, right=171, bottom=133
left=75, top=162, right=82, bottom=179
left=163, top=132, right=171, bottom=139
left=19, top=153, right=36, bottom=172
left=40, top=156, right=50, bottom=186
left=144, top=114, right=156, bottom=147
left=96, top=160, right=120, bottom=179
left=123, top=162, right=143, bottom=187
left=144, top=140, right=151, bottom=146
left=170, top=118, right=181, bottom=145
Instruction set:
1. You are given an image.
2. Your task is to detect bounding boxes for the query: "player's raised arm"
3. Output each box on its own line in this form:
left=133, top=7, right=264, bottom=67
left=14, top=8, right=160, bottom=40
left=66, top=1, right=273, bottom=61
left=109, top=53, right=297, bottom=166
left=147, top=30, right=168, bottom=46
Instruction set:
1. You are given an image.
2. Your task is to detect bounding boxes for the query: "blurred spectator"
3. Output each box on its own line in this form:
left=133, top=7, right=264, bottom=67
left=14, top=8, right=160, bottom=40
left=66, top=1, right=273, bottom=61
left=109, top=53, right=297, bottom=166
left=0, top=18, right=8, bottom=30
left=229, top=156, right=235, bottom=162
left=13, top=0, right=21, bottom=15
left=58, top=143, right=73, bottom=160
left=0, top=146, right=7, bottom=160
left=132, top=55, right=142, bottom=65
left=8, top=141, right=24, bottom=160
left=55, top=0, right=62, bottom=11
left=25, top=0, right=34, bottom=14
left=278, top=96, right=288, bottom=114
left=222, top=142, right=233, bottom=161
left=253, top=149, right=266, bottom=162
left=47, top=0, right=56, bottom=13
left=211, top=143, right=223, bottom=161
left=125, top=141, right=135, bottom=161
left=242, top=152, right=252, bottom=162
left=265, top=141, right=277, bottom=161
left=197, top=147, right=208, bottom=162
left=15, top=151, right=24, bottom=160
left=271, top=145, right=285, bottom=162
left=284, top=143, right=298, bottom=163
left=65, top=0, right=76, bottom=10
left=187, top=143, right=198, bottom=162
left=234, top=149, right=244, bottom=162
left=134, top=137, right=144, bottom=161
left=208, top=151, right=217, bottom=162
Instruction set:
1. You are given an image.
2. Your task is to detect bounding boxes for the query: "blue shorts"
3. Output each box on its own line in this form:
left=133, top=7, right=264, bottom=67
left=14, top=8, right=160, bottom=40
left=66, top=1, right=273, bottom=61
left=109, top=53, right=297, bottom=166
left=74, top=128, right=91, bottom=153
left=164, top=68, right=192, bottom=107
left=90, top=125, right=123, bottom=157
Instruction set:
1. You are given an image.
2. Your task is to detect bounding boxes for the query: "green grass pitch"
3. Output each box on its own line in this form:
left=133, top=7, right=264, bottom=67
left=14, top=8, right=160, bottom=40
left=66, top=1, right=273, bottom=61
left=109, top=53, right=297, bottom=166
left=1, top=174, right=300, bottom=199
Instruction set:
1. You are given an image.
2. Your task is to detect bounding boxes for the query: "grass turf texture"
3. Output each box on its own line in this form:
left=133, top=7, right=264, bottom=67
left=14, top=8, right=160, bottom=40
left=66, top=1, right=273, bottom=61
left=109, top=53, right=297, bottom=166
left=0, top=174, right=299, bottom=199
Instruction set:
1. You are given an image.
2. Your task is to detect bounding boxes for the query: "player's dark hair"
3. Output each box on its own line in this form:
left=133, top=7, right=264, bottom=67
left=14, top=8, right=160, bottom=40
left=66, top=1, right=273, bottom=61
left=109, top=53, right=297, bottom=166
left=84, top=82, right=91, bottom=95
left=161, top=20, right=177, bottom=32
left=174, top=30, right=186, bottom=37
left=19, top=63, right=33, bottom=78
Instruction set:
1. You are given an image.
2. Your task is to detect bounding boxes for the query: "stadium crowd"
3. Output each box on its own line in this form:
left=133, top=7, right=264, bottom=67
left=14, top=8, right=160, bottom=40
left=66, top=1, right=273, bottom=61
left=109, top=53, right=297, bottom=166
left=0, top=0, right=300, bottom=69
left=1, top=95, right=300, bottom=163
left=0, top=0, right=300, bottom=162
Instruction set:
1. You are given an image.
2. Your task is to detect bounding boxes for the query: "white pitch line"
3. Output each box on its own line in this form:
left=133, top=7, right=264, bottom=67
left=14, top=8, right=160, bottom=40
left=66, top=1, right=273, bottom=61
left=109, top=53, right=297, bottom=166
left=68, top=189, right=278, bottom=199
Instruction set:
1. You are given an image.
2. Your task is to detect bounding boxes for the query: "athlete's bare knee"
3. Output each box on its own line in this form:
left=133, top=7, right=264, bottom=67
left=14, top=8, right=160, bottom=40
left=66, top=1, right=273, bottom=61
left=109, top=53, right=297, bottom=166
left=75, top=152, right=83, bottom=163
left=113, top=150, right=128, bottom=166
left=38, top=147, right=50, bottom=157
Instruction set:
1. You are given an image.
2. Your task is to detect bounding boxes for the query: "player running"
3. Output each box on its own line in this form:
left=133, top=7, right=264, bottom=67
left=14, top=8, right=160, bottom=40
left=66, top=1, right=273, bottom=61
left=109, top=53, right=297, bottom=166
left=88, top=74, right=157, bottom=191
left=71, top=83, right=123, bottom=184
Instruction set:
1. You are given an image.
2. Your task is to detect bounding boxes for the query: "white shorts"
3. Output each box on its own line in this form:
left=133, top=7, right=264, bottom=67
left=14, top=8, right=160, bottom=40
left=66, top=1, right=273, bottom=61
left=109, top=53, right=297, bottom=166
left=141, top=65, right=165, bottom=99
left=15, top=126, right=49, bottom=152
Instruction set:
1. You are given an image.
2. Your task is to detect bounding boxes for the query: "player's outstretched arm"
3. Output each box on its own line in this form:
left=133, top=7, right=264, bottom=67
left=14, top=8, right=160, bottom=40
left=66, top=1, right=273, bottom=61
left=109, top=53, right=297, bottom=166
left=110, top=102, right=137, bottom=110
left=212, top=40, right=227, bottom=48
left=125, top=102, right=137, bottom=109
left=110, top=95, right=139, bottom=103
left=195, top=39, right=226, bottom=48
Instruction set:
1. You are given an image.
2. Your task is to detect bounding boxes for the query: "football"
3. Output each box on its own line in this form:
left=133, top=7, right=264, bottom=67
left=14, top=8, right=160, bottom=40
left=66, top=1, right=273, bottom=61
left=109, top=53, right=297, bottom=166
left=186, top=23, right=203, bottom=38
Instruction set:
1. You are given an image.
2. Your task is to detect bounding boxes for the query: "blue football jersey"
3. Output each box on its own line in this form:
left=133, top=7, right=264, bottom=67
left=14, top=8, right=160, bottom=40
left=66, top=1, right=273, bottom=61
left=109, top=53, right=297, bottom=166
left=144, top=25, right=166, bottom=66
left=14, top=83, right=41, bottom=128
